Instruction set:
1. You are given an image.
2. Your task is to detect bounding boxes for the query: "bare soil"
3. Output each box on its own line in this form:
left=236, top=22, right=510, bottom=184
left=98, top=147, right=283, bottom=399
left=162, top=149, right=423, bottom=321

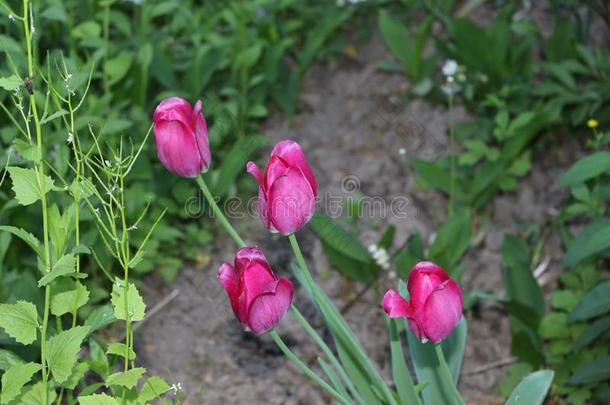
left=136, top=28, right=578, bottom=405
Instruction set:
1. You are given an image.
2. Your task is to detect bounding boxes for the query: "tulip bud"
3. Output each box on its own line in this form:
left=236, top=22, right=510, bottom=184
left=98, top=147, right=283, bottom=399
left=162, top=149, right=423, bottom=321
left=152, top=97, right=211, bottom=178
left=382, top=262, right=463, bottom=344
left=217, top=247, right=293, bottom=334
left=247, top=140, right=317, bottom=235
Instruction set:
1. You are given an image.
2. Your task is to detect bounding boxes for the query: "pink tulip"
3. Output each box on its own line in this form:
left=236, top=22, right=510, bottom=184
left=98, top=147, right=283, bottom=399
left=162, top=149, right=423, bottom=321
left=382, top=262, right=463, bottom=344
left=153, top=97, right=211, bottom=178
left=217, top=247, right=293, bottom=334
left=247, top=140, right=317, bottom=235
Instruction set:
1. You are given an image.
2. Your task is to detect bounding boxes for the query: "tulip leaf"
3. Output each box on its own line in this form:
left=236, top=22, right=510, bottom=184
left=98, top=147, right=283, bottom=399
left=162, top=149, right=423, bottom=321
left=388, top=319, right=421, bottom=405
left=214, top=135, right=265, bottom=197
left=506, top=370, right=554, bottom=405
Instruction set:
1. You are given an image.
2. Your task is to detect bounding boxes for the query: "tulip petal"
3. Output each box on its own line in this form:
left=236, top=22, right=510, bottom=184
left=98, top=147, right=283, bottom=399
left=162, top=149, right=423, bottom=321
left=247, top=278, right=293, bottom=334
left=217, top=263, right=242, bottom=321
left=154, top=120, right=204, bottom=177
left=271, top=140, right=317, bottom=195
left=246, top=161, right=264, bottom=184
left=153, top=97, right=193, bottom=123
left=265, top=156, right=289, bottom=190
left=240, top=261, right=277, bottom=310
left=193, top=100, right=211, bottom=171
left=382, top=289, right=425, bottom=341
left=408, top=261, right=450, bottom=310
left=267, top=167, right=316, bottom=235
left=421, top=279, right=463, bottom=343
left=235, top=246, right=268, bottom=269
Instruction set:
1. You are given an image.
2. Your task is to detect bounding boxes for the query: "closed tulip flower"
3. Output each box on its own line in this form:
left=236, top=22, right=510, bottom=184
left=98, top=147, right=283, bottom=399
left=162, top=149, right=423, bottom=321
left=247, top=140, right=317, bottom=235
left=382, top=262, right=463, bottom=344
left=217, top=247, right=293, bottom=334
left=152, top=97, right=211, bottom=177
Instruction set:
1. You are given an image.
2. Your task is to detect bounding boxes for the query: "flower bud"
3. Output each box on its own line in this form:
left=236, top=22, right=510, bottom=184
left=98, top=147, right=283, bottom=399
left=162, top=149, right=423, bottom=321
left=247, top=140, right=317, bottom=235
left=153, top=97, right=210, bottom=177
left=217, top=247, right=293, bottom=334
left=382, top=262, right=463, bottom=343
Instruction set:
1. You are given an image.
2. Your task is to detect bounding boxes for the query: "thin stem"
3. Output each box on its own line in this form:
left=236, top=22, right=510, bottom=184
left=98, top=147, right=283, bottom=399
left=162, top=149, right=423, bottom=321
left=269, top=330, right=350, bottom=405
left=448, top=91, right=455, bottom=216
left=434, top=344, right=465, bottom=405
left=196, top=176, right=245, bottom=247
left=22, top=2, right=52, bottom=403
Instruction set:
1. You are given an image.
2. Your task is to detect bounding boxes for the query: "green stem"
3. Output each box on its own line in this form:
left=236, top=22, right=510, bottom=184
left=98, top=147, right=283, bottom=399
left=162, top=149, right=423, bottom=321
left=22, top=2, right=52, bottom=403
left=269, top=330, right=350, bottom=405
left=196, top=176, right=245, bottom=247
left=448, top=91, right=455, bottom=216
left=434, top=344, right=465, bottom=405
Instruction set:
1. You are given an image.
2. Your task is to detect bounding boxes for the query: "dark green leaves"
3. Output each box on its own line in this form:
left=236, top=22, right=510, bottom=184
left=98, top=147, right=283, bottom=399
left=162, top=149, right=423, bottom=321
left=560, top=152, right=610, bottom=187
left=569, top=280, right=610, bottom=322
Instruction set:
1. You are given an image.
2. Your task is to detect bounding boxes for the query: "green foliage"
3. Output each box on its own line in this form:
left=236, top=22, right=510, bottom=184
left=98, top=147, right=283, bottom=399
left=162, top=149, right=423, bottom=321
left=0, top=362, right=41, bottom=404
left=0, top=301, right=39, bottom=345
left=46, top=326, right=90, bottom=384
left=506, top=370, right=554, bottom=405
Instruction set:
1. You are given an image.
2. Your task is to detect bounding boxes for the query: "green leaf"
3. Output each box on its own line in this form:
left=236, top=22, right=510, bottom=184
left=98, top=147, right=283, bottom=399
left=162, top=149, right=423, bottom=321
left=6, top=167, right=57, bottom=206
left=539, top=313, right=570, bottom=339
left=71, top=21, right=101, bottom=39
left=38, top=254, right=76, bottom=287
left=569, top=280, right=610, bottom=321
left=0, top=362, right=41, bottom=404
left=139, top=376, right=171, bottom=402
left=378, top=10, right=410, bottom=67
left=395, top=232, right=424, bottom=279
left=46, top=326, right=90, bottom=384
left=105, top=367, right=146, bottom=389
left=50, top=281, right=90, bottom=317
left=506, top=370, right=554, bottom=405
left=560, top=152, right=610, bottom=187
left=78, top=393, right=120, bottom=405
left=563, top=218, right=610, bottom=267
left=104, top=52, right=134, bottom=86
left=502, top=235, right=545, bottom=317
left=0, top=350, right=24, bottom=371
left=111, top=280, right=146, bottom=322
left=213, top=135, right=265, bottom=197
left=84, top=305, right=116, bottom=334
left=106, top=342, right=136, bottom=360
left=59, top=362, right=89, bottom=390
left=16, top=381, right=56, bottom=405
left=410, top=159, right=452, bottom=195
left=573, top=315, right=610, bottom=351
left=0, top=226, right=42, bottom=258
left=568, top=356, right=610, bottom=385
left=428, top=208, right=471, bottom=272
left=0, top=75, right=21, bottom=92
left=308, top=212, right=370, bottom=263
left=388, top=319, right=421, bottom=405
left=13, top=139, right=40, bottom=162
left=0, top=301, right=40, bottom=345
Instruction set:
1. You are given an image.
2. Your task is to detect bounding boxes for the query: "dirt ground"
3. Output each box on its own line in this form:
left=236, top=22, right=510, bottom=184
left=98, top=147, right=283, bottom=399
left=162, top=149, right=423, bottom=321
left=135, top=22, right=580, bottom=405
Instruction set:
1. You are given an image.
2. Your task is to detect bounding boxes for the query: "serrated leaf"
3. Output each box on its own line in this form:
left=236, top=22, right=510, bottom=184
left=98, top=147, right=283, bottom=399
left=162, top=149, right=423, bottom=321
left=0, top=349, right=24, bottom=371
left=0, top=301, right=39, bottom=345
left=50, top=281, right=89, bottom=317
left=7, top=167, right=57, bottom=206
left=78, top=393, right=120, bottom=405
left=139, top=376, right=171, bottom=402
left=38, top=254, right=76, bottom=286
left=105, top=367, right=146, bottom=389
left=84, top=305, right=116, bottom=334
left=15, top=381, right=57, bottom=405
left=0, top=226, right=42, bottom=258
left=106, top=342, right=136, bottom=360
left=111, top=280, right=146, bottom=322
left=12, top=139, right=40, bottom=162
left=506, top=370, right=554, bottom=405
left=0, top=75, right=21, bottom=91
left=0, top=362, right=41, bottom=404
left=59, top=361, right=89, bottom=390
left=46, top=326, right=90, bottom=383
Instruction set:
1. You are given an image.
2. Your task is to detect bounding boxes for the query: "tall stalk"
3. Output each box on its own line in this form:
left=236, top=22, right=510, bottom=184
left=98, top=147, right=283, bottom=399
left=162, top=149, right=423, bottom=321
left=22, top=1, right=52, bottom=403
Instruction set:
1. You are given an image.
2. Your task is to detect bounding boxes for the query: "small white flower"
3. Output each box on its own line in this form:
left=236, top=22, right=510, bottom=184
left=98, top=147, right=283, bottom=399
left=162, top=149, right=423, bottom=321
left=171, top=382, right=183, bottom=394
left=104, top=159, right=111, bottom=168
left=442, top=60, right=458, bottom=77
left=67, top=132, right=73, bottom=144
left=8, top=14, right=14, bottom=22
left=398, top=148, right=406, bottom=155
